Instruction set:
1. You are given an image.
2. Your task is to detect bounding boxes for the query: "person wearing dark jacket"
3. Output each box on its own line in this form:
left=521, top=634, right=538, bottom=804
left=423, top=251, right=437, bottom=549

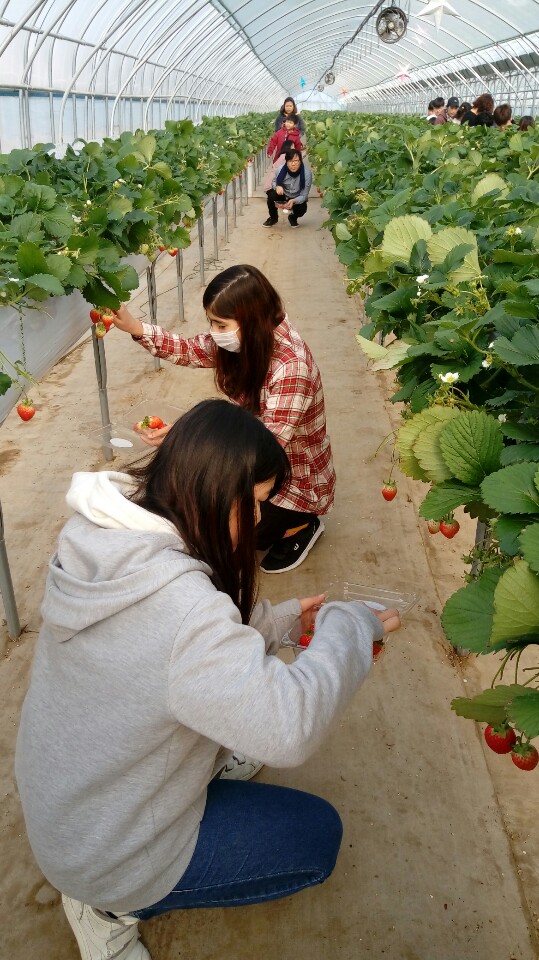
left=274, top=97, right=306, bottom=136
left=461, top=93, right=494, bottom=126
left=264, top=149, right=312, bottom=228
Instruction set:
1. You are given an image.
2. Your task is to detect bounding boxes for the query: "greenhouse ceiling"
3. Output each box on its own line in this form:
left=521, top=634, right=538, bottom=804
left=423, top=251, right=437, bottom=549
left=1, top=0, right=539, bottom=148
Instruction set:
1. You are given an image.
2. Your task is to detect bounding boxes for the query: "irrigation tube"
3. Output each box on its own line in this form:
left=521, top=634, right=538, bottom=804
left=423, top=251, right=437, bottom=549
left=146, top=263, right=160, bottom=371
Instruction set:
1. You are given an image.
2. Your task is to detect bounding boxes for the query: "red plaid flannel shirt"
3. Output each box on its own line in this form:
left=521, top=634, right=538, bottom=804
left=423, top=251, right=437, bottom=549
left=137, top=316, right=335, bottom=514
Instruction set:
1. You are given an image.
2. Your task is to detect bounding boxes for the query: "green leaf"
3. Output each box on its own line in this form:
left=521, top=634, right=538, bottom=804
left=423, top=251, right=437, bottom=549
left=150, top=161, right=172, bottom=179
left=355, top=334, right=387, bottom=361
left=419, top=481, right=481, bottom=521
left=371, top=342, right=410, bottom=371
left=519, top=523, right=539, bottom=575
left=492, top=326, right=539, bottom=366
left=507, top=690, right=539, bottom=740
left=0, top=372, right=13, bottom=395
left=45, top=254, right=72, bottom=283
left=335, top=222, right=352, bottom=241
left=107, top=195, right=133, bottom=220
left=491, top=560, right=539, bottom=643
left=501, top=422, right=539, bottom=441
left=500, top=444, right=539, bottom=466
left=438, top=411, right=503, bottom=485
left=427, top=227, right=481, bottom=284
left=470, top=174, right=509, bottom=205
left=494, top=515, right=531, bottom=556
left=381, top=215, right=432, bottom=266
left=413, top=419, right=454, bottom=483
left=481, top=462, right=539, bottom=515
left=396, top=406, right=457, bottom=481
left=42, top=205, right=75, bottom=240
left=451, top=684, right=523, bottom=725
left=442, top=568, right=503, bottom=652
left=134, top=134, right=157, bottom=165
left=24, top=272, right=65, bottom=296
left=368, top=284, right=416, bottom=315
left=17, top=242, right=49, bottom=277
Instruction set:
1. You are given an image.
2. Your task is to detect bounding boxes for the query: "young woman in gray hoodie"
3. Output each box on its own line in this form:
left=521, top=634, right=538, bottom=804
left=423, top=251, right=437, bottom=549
left=16, top=399, right=399, bottom=960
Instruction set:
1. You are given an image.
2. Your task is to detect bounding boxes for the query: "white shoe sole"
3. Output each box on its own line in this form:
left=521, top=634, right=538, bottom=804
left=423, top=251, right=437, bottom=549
left=261, top=520, right=325, bottom=574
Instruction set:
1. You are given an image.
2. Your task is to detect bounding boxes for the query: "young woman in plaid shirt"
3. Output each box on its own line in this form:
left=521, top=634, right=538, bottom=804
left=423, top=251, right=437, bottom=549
left=114, top=264, right=335, bottom=576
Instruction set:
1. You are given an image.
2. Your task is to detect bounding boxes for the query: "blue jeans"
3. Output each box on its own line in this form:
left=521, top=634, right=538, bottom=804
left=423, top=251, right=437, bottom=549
left=130, top=779, right=342, bottom=919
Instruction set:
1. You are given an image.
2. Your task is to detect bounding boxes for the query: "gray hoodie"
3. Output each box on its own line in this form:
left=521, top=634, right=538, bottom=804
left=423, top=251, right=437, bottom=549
left=15, top=472, right=382, bottom=914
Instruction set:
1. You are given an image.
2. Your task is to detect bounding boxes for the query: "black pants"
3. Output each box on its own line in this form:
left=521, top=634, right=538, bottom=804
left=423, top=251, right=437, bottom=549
left=266, top=189, right=308, bottom=222
left=256, top=499, right=315, bottom=551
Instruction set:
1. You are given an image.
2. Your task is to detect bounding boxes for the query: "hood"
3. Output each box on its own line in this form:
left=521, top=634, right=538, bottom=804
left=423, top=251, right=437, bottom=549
left=42, top=471, right=208, bottom=642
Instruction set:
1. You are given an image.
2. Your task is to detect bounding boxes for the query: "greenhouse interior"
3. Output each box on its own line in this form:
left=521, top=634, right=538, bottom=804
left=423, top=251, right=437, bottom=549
left=2, top=2, right=539, bottom=959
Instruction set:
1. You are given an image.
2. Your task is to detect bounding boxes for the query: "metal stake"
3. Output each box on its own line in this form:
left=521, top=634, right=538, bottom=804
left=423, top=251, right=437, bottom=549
left=0, top=499, right=21, bottom=640
left=198, top=214, right=205, bottom=286
left=176, top=248, right=185, bottom=322
left=146, top=263, right=160, bottom=371
left=232, top=179, right=237, bottom=228
left=238, top=173, right=244, bottom=214
left=224, top=185, right=229, bottom=243
left=244, top=168, right=249, bottom=205
left=91, top=327, right=113, bottom=462
left=212, top=195, right=218, bottom=261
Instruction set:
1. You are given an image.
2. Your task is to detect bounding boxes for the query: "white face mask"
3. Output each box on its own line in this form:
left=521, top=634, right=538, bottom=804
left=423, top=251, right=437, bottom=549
left=210, top=327, right=241, bottom=353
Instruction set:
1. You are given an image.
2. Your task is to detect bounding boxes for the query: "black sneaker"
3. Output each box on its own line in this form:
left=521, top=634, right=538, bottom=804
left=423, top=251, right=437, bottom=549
left=263, top=217, right=278, bottom=226
left=260, top=518, right=325, bottom=574
left=288, top=215, right=298, bottom=227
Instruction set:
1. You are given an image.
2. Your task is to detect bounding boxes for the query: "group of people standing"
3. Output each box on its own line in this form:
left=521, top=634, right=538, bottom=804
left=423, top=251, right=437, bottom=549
left=14, top=98, right=398, bottom=960
left=264, top=97, right=312, bottom=228
left=427, top=92, right=536, bottom=130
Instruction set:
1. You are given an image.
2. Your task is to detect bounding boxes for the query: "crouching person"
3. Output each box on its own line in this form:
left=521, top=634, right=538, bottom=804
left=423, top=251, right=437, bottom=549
left=15, top=399, right=399, bottom=960
left=264, top=148, right=312, bottom=228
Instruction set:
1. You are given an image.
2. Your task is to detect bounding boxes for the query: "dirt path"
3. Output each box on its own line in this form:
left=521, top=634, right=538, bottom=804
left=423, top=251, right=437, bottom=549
left=1, top=178, right=538, bottom=959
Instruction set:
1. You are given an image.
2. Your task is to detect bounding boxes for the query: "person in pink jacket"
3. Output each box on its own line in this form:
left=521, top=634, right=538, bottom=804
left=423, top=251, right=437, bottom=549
left=267, top=117, right=303, bottom=162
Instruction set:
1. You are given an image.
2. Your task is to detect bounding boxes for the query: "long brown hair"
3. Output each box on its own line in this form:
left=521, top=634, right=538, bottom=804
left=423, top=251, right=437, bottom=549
left=128, top=399, right=290, bottom=623
left=203, top=265, right=285, bottom=415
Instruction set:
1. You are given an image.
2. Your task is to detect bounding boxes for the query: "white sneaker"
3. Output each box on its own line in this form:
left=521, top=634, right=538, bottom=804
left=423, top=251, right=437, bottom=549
left=219, top=752, right=264, bottom=781
left=62, top=894, right=151, bottom=960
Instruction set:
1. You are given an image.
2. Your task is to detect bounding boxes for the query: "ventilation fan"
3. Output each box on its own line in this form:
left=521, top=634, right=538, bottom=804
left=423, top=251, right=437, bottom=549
left=325, top=71, right=335, bottom=85
left=317, top=82, right=325, bottom=92
left=375, top=6, right=408, bottom=43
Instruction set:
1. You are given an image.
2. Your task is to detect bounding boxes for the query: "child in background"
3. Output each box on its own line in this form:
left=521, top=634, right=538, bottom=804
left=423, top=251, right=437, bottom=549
left=267, top=116, right=303, bottom=162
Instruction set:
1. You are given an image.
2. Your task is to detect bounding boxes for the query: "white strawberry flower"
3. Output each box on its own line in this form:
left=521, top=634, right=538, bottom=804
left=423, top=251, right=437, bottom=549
left=489, top=340, right=495, bottom=348
left=482, top=358, right=491, bottom=368
left=416, top=274, right=429, bottom=283
left=498, top=414, right=507, bottom=422
left=85, top=199, right=92, bottom=206
left=72, top=215, right=82, bottom=223
left=8, top=277, right=18, bottom=282
left=514, top=227, right=522, bottom=235
left=439, top=372, right=459, bottom=384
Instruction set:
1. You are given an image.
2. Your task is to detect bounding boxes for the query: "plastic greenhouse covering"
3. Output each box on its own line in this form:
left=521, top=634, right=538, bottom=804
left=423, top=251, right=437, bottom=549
left=1, top=1, right=539, bottom=151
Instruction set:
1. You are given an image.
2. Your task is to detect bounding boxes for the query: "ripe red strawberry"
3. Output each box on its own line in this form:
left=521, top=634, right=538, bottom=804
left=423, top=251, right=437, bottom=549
left=381, top=481, right=397, bottom=501
left=427, top=519, right=440, bottom=534
left=484, top=724, right=517, bottom=754
left=16, top=397, right=35, bottom=421
left=100, top=311, right=115, bottom=331
left=298, top=629, right=313, bottom=648
left=440, top=517, right=460, bottom=539
left=89, top=308, right=102, bottom=323
left=134, top=415, right=166, bottom=432
left=511, top=744, right=539, bottom=771
left=158, top=245, right=166, bottom=252
left=95, top=320, right=107, bottom=338
left=168, top=247, right=178, bottom=256
left=373, top=640, right=384, bottom=659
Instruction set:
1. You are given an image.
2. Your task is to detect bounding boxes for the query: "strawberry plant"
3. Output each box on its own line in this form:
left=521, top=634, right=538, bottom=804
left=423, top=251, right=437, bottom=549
left=308, top=112, right=539, bottom=758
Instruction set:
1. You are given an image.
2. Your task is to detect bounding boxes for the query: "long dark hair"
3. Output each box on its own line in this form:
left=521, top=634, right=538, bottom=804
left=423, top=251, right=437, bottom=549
left=519, top=116, right=536, bottom=131
left=128, top=399, right=290, bottom=623
left=202, top=265, right=285, bottom=415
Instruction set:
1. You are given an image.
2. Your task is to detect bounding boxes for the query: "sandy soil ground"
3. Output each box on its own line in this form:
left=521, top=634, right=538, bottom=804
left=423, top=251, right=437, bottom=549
left=1, top=175, right=538, bottom=960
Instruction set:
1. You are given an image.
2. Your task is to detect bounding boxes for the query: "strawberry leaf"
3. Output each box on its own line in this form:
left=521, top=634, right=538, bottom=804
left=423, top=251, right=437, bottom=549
left=491, top=560, right=539, bottom=644
left=519, top=523, right=539, bottom=575
left=481, top=462, right=539, bottom=515
left=439, top=410, right=503, bottom=485
left=419, top=481, right=481, bottom=521
left=451, top=684, right=523, bottom=725
left=507, top=689, right=539, bottom=740
left=442, top=568, right=503, bottom=652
